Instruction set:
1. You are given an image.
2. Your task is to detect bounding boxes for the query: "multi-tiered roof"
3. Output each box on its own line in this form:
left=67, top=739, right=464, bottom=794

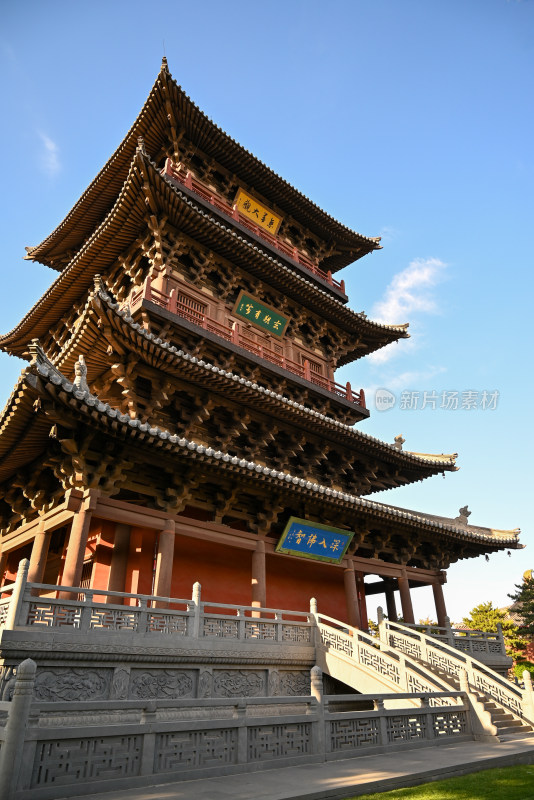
left=0, top=59, right=520, bottom=586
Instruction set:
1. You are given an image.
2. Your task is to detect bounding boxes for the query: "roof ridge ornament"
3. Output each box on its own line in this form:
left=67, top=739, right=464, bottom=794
left=28, top=338, right=49, bottom=368
left=161, top=56, right=169, bottom=73
left=137, top=136, right=147, bottom=155
left=73, top=355, right=90, bottom=394
left=455, top=505, right=471, bottom=525
left=393, top=434, right=405, bottom=451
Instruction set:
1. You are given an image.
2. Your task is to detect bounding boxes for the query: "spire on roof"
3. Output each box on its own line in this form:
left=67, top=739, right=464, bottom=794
left=161, top=56, right=169, bottom=73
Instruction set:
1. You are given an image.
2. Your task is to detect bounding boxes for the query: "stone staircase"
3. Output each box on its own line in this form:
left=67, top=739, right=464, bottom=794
left=416, top=658, right=533, bottom=740
left=313, top=610, right=534, bottom=743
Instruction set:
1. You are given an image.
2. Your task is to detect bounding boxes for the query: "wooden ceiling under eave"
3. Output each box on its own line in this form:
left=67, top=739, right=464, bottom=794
left=26, top=60, right=381, bottom=273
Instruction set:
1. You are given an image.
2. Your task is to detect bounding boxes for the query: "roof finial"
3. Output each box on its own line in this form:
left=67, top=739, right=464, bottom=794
left=393, top=434, right=405, bottom=451
left=161, top=55, right=169, bottom=73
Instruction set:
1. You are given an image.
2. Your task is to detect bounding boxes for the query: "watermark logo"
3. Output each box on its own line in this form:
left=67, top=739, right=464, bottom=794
left=374, top=389, right=499, bottom=411
left=375, top=388, right=396, bottom=412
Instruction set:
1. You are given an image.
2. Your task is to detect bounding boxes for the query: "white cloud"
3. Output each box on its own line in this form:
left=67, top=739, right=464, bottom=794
left=368, top=257, right=446, bottom=364
left=372, top=257, right=446, bottom=324
left=38, top=131, right=60, bottom=177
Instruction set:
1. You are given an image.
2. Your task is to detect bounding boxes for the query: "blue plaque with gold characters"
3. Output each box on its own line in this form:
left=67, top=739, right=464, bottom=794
left=276, top=517, right=353, bottom=564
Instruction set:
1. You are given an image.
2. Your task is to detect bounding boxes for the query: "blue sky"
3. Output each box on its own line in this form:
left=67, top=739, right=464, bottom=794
left=1, top=0, right=532, bottom=623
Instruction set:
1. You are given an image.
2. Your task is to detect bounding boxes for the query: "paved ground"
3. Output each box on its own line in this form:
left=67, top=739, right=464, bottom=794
left=68, top=735, right=534, bottom=800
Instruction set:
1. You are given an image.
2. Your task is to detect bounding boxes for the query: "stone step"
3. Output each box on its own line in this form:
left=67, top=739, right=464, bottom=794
left=497, top=726, right=533, bottom=738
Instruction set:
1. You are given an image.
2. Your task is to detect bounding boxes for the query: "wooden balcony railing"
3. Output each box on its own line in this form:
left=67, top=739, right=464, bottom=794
left=162, top=159, right=346, bottom=294
left=130, top=277, right=365, bottom=408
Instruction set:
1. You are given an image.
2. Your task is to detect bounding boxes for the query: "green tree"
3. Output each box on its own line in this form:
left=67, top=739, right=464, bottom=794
left=462, top=601, right=526, bottom=661
left=508, top=573, right=534, bottom=637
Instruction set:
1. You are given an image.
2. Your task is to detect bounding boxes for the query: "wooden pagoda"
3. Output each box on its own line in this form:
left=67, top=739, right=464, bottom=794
left=0, top=58, right=521, bottom=629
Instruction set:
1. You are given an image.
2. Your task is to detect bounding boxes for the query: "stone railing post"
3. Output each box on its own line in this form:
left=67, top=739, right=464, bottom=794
left=459, top=667, right=498, bottom=741
left=79, top=590, right=94, bottom=633
left=496, top=623, right=506, bottom=656
left=420, top=695, right=435, bottom=740
left=310, top=665, right=325, bottom=759
left=192, top=582, right=201, bottom=639
left=377, top=606, right=388, bottom=645
left=4, top=559, right=29, bottom=630
left=444, top=615, right=454, bottom=645
left=522, top=671, right=534, bottom=723
left=309, top=597, right=318, bottom=647
left=374, top=698, right=389, bottom=746
left=0, top=658, right=37, bottom=800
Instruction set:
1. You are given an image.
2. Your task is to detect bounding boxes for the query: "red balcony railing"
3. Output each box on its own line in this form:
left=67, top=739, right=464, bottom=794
left=129, top=277, right=365, bottom=408
left=162, top=159, right=346, bottom=295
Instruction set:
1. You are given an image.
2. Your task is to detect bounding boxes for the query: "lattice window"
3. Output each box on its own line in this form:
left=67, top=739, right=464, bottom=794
left=80, top=560, right=93, bottom=589
left=387, top=714, right=426, bottom=742
left=330, top=718, right=380, bottom=750
left=248, top=723, right=311, bottom=761
left=155, top=729, right=237, bottom=771
left=32, top=736, right=141, bottom=786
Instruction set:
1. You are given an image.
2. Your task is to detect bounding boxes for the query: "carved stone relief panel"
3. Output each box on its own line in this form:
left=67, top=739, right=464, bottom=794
left=212, top=670, right=266, bottom=698
left=129, top=669, right=195, bottom=700
left=33, top=668, right=111, bottom=702
left=279, top=671, right=310, bottom=696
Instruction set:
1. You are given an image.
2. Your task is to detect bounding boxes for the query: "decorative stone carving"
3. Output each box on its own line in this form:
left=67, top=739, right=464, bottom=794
left=33, top=669, right=110, bottom=702
left=130, top=670, right=193, bottom=700
left=198, top=669, right=212, bottom=698
left=111, top=667, right=130, bottom=700
left=213, top=670, right=264, bottom=698
left=279, top=671, right=310, bottom=696
left=268, top=669, right=280, bottom=697
left=73, top=355, right=90, bottom=393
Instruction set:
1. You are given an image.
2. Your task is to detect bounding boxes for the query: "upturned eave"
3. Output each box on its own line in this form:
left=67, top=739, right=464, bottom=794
left=26, top=60, right=381, bottom=272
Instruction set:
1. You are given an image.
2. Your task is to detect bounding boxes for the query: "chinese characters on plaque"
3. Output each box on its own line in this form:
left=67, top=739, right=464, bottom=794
left=234, top=189, right=282, bottom=235
left=276, top=517, right=354, bottom=564
left=233, top=291, right=289, bottom=338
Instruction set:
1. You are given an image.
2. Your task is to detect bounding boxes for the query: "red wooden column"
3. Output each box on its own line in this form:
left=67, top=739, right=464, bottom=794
left=397, top=571, right=415, bottom=624
left=343, top=562, right=362, bottom=628
left=106, top=524, right=132, bottom=604
left=432, top=579, right=448, bottom=628
left=355, top=571, right=368, bottom=631
left=251, top=539, right=266, bottom=612
left=59, top=493, right=97, bottom=598
left=153, top=519, right=175, bottom=599
left=384, top=578, right=398, bottom=622
left=28, top=519, right=52, bottom=584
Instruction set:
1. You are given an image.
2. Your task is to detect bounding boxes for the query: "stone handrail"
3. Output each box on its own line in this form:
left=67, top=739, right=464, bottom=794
left=0, top=560, right=312, bottom=645
left=0, top=659, right=471, bottom=800
left=379, top=615, right=533, bottom=725
left=312, top=608, right=455, bottom=701
left=400, top=619, right=507, bottom=658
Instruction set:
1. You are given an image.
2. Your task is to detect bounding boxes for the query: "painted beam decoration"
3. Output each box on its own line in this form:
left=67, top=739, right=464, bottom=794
left=233, top=290, right=290, bottom=338
left=234, top=189, right=283, bottom=235
left=276, top=517, right=353, bottom=564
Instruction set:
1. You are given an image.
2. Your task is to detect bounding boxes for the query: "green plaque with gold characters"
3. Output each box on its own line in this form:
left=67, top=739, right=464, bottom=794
left=276, top=517, right=354, bottom=564
left=233, top=291, right=289, bottom=338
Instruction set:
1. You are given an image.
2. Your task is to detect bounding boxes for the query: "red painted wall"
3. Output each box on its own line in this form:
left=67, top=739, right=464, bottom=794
left=170, top=535, right=252, bottom=605
left=266, top=553, right=346, bottom=619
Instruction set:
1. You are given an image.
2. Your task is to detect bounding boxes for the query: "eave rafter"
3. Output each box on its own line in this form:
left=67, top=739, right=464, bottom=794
left=0, top=347, right=519, bottom=564
left=46, top=285, right=458, bottom=492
